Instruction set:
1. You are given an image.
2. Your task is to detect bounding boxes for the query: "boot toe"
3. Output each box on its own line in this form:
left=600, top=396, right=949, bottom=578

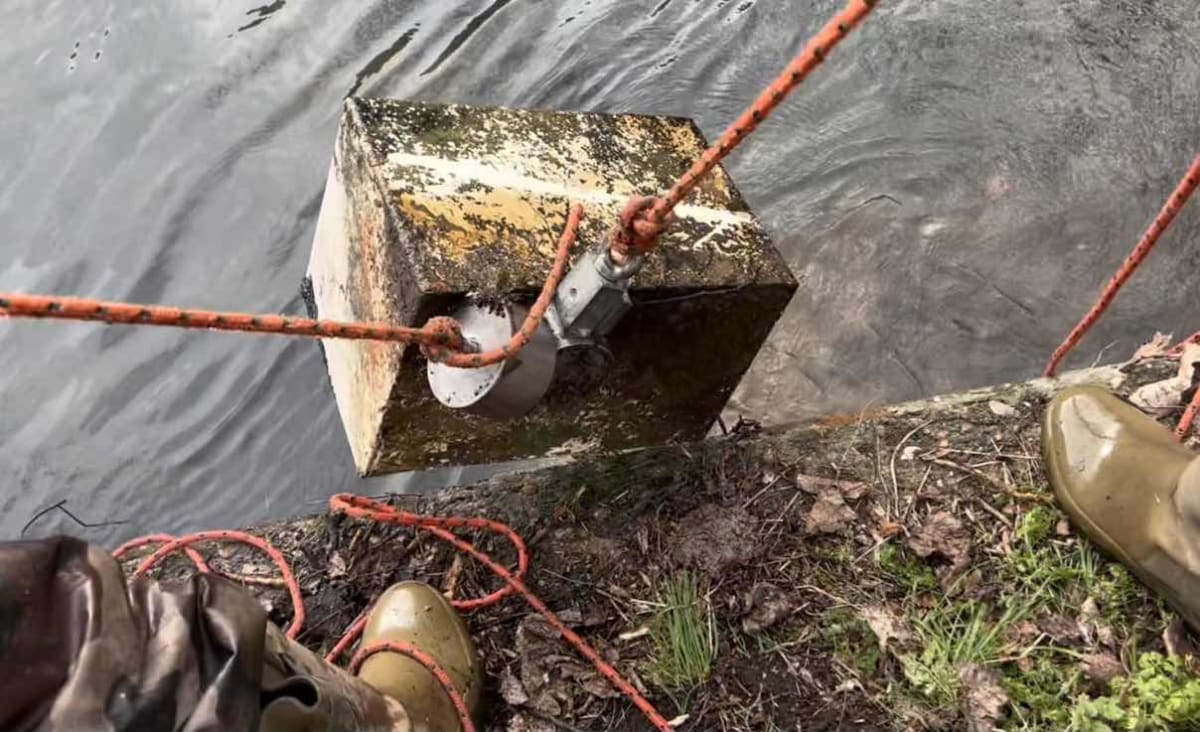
left=1044, top=385, right=1189, bottom=562
left=357, top=582, right=481, bottom=732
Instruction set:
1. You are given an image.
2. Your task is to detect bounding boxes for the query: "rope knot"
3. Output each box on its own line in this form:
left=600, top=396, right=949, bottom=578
left=420, top=315, right=464, bottom=362
left=610, top=195, right=672, bottom=262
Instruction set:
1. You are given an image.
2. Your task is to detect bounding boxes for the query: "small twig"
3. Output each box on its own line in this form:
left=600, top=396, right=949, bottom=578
left=216, top=569, right=288, bottom=588
left=974, top=496, right=1016, bottom=530
left=902, top=464, right=933, bottom=522
left=443, top=554, right=464, bottom=600
left=347, top=526, right=366, bottom=556
left=741, top=474, right=783, bottom=509
left=852, top=535, right=892, bottom=565
left=937, top=448, right=1039, bottom=460
left=889, top=421, right=932, bottom=518
left=928, top=458, right=1052, bottom=505
left=778, top=490, right=804, bottom=519
left=21, top=499, right=130, bottom=536
left=796, top=584, right=860, bottom=610
left=1090, top=340, right=1119, bottom=368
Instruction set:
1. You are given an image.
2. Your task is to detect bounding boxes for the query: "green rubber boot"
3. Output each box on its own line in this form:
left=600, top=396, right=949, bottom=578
left=356, top=582, right=483, bottom=732
left=259, top=623, right=411, bottom=732
left=1043, top=385, right=1200, bottom=630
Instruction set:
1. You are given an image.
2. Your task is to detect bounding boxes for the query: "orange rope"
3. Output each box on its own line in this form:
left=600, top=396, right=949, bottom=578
left=1177, top=387, right=1200, bottom=441
left=0, top=204, right=583, bottom=370
left=350, top=641, right=477, bottom=732
left=611, top=0, right=881, bottom=260
left=427, top=203, right=581, bottom=368
left=1043, top=155, right=1200, bottom=378
left=1168, top=328, right=1200, bottom=357
left=115, top=530, right=305, bottom=639
left=0, top=294, right=457, bottom=346
left=113, top=533, right=210, bottom=573
left=327, top=494, right=675, bottom=731
left=114, top=490, right=673, bottom=732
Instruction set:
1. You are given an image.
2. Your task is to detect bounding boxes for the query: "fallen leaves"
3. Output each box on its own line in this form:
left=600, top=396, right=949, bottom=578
left=859, top=604, right=914, bottom=653
left=1130, top=375, right=1191, bottom=416
left=1130, top=342, right=1200, bottom=416
left=1163, top=617, right=1199, bottom=658
left=1037, top=614, right=1082, bottom=644
left=958, top=663, right=1010, bottom=732
left=504, top=613, right=643, bottom=726
left=500, top=666, right=530, bottom=706
left=1080, top=652, right=1124, bottom=687
left=797, top=475, right=871, bottom=501
left=805, top=492, right=857, bottom=535
left=741, top=584, right=793, bottom=635
left=799, top=475, right=868, bottom=535
left=988, top=400, right=1018, bottom=418
left=1076, top=597, right=1101, bottom=646
left=907, top=511, right=971, bottom=584
left=326, top=551, right=348, bottom=579
left=1128, top=332, right=1174, bottom=363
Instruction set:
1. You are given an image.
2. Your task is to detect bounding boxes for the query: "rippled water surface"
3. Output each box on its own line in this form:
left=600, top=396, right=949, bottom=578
left=2, top=0, right=1199, bottom=543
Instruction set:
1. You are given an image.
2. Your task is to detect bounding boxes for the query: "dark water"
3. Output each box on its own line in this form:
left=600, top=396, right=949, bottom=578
left=2, top=0, right=1199, bottom=544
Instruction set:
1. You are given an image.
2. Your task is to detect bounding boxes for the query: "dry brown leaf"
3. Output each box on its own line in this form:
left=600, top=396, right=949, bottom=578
left=988, top=400, right=1018, bottom=418
left=556, top=608, right=583, bottom=626
left=500, top=666, right=530, bottom=706
left=1128, top=332, right=1174, bottom=363
left=907, top=511, right=970, bottom=581
left=959, top=663, right=1009, bottom=732
left=1164, top=616, right=1199, bottom=658
left=805, top=491, right=857, bottom=535
left=859, top=604, right=914, bottom=653
left=1037, top=614, right=1080, bottom=643
left=1130, top=376, right=1189, bottom=416
left=1077, top=597, right=1100, bottom=645
left=1080, top=653, right=1124, bottom=687
left=742, top=583, right=792, bottom=634
left=326, top=551, right=347, bottom=579
left=1010, top=620, right=1040, bottom=645
left=797, top=474, right=871, bottom=501
left=1130, top=342, right=1200, bottom=416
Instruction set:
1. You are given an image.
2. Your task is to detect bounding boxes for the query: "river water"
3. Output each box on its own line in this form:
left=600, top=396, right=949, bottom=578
left=2, top=0, right=1198, bottom=544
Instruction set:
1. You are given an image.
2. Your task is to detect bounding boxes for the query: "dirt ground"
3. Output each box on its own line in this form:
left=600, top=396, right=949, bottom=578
left=125, top=355, right=1200, bottom=731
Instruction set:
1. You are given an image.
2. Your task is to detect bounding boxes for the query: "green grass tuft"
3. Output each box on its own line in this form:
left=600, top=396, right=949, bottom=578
left=900, top=597, right=1036, bottom=709
left=1004, top=507, right=1145, bottom=625
left=646, top=571, right=718, bottom=698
